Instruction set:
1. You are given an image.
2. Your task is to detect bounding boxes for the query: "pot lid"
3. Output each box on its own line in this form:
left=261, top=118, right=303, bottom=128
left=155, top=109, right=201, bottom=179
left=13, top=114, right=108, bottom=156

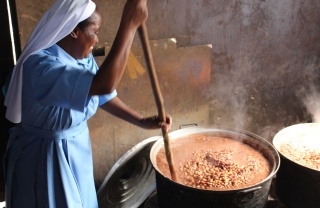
left=97, top=136, right=161, bottom=208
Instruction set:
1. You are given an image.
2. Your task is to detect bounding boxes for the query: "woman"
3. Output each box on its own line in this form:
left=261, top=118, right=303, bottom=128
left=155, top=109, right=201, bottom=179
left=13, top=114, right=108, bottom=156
left=3, top=0, right=172, bottom=207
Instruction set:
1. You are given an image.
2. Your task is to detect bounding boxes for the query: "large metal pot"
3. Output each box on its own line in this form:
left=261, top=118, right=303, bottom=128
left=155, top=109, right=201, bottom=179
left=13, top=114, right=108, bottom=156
left=150, top=126, right=280, bottom=208
left=273, top=123, right=320, bottom=208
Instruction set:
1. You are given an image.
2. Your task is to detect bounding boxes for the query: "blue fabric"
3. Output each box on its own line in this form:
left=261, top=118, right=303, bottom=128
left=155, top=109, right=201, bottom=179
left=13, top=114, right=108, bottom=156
left=2, top=70, right=12, bottom=97
left=4, top=44, right=117, bottom=208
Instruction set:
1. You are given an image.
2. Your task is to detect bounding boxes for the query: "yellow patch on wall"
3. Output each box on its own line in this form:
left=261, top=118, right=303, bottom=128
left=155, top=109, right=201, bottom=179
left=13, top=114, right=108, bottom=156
left=126, top=51, right=145, bottom=79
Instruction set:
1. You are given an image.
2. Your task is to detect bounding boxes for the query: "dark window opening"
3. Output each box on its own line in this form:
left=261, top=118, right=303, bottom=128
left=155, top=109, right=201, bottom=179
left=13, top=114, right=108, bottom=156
left=0, top=0, right=21, bottom=201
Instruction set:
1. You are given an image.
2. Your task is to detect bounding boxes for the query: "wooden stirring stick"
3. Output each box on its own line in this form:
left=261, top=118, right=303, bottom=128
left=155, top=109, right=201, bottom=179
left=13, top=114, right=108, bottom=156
left=138, top=23, right=177, bottom=182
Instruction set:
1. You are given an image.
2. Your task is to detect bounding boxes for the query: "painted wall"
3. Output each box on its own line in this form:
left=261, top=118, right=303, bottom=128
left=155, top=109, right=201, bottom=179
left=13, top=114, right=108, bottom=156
left=15, top=0, right=320, bottom=189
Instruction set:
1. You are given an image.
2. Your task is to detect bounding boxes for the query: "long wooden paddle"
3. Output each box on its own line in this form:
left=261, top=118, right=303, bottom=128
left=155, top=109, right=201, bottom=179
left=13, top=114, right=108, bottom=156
left=138, top=23, right=177, bottom=182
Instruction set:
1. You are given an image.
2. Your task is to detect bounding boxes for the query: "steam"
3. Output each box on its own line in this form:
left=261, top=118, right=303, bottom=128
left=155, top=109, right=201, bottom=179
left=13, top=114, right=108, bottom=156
left=302, top=86, right=320, bottom=123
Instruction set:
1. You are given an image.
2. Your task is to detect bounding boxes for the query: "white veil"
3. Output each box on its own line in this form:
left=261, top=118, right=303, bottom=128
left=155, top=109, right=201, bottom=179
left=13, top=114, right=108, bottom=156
left=4, top=0, right=96, bottom=123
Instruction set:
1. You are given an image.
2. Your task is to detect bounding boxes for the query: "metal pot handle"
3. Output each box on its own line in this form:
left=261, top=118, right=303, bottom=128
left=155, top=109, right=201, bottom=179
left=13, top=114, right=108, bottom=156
left=237, top=186, right=262, bottom=193
left=179, top=123, right=198, bottom=129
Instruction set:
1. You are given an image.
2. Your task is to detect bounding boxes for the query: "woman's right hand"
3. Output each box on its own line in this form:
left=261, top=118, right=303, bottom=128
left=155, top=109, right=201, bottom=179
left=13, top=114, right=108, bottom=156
left=121, top=0, right=148, bottom=29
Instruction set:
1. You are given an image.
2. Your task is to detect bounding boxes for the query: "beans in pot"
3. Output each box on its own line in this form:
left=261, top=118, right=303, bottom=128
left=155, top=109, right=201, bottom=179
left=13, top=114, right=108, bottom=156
left=280, top=141, right=320, bottom=171
left=179, top=148, right=269, bottom=190
left=156, top=135, right=271, bottom=190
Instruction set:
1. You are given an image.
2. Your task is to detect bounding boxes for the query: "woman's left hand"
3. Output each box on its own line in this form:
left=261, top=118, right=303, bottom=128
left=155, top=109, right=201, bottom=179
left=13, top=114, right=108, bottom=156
left=140, top=115, right=172, bottom=132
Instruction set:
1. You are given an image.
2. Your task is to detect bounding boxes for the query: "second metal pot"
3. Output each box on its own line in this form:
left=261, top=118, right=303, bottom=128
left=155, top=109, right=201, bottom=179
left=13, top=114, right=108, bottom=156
left=273, top=123, right=320, bottom=208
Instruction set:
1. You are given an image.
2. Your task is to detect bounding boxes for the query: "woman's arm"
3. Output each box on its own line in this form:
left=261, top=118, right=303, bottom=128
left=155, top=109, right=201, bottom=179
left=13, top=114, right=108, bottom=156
left=89, top=0, right=148, bottom=96
left=100, top=96, right=172, bottom=131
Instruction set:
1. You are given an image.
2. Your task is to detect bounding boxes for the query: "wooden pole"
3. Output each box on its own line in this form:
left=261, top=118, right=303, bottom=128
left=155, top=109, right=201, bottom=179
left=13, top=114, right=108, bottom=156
left=138, top=23, right=177, bottom=182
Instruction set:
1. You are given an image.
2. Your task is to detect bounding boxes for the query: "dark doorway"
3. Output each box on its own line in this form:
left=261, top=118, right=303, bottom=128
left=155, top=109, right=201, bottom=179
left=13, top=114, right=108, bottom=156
left=0, top=0, right=21, bottom=201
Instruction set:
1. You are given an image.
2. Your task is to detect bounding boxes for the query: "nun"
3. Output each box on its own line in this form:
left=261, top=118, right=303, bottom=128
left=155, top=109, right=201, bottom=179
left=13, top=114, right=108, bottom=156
left=3, top=0, right=171, bottom=207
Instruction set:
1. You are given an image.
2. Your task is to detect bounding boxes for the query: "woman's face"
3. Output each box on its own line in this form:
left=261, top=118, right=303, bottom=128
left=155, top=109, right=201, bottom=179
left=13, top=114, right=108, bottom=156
left=75, top=11, right=101, bottom=59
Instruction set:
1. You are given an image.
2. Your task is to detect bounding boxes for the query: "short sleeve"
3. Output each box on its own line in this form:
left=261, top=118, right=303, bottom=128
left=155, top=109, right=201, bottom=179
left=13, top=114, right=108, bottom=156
left=24, top=53, right=94, bottom=111
left=98, top=90, right=117, bottom=106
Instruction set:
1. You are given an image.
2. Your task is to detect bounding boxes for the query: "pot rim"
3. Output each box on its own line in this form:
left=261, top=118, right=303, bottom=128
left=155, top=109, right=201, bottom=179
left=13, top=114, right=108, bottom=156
left=273, top=122, right=320, bottom=172
left=150, top=125, right=280, bottom=193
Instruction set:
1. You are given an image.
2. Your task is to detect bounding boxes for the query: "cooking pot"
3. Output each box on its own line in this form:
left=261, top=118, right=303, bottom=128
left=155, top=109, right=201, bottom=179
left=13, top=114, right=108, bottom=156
left=273, top=123, right=320, bottom=208
left=150, top=126, right=280, bottom=208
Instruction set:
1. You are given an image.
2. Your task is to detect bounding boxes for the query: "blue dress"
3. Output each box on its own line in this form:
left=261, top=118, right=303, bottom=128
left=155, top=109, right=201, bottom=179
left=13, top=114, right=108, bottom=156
left=4, top=44, right=116, bottom=208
